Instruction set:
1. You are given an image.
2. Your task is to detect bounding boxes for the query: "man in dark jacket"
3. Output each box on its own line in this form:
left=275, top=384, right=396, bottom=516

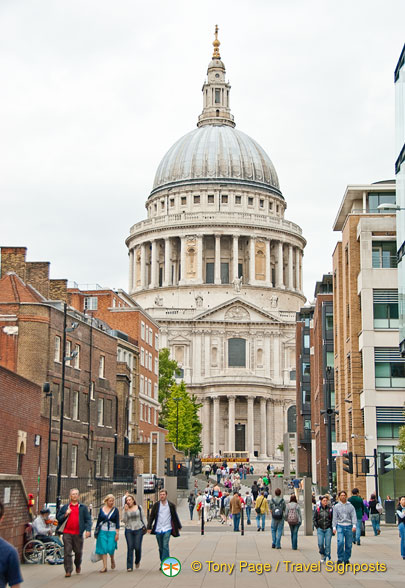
left=251, top=481, right=259, bottom=501
left=348, top=488, right=365, bottom=545
left=56, top=488, right=92, bottom=577
left=313, top=496, right=334, bottom=562
left=147, top=489, right=182, bottom=567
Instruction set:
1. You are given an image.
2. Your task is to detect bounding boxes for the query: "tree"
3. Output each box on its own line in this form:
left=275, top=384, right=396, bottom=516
left=395, top=425, right=405, bottom=469
left=166, top=381, right=202, bottom=455
left=158, top=348, right=181, bottom=428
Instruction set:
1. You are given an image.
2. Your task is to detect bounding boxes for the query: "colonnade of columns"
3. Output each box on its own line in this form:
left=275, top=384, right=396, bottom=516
left=129, top=234, right=303, bottom=292
left=201, top=394, right=285, bottom=458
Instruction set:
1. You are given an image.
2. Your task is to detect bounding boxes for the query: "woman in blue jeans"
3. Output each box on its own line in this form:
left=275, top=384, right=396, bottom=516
left=368, top=494, right=381, bottom=536
left=313, top=496, right=334, bottom=562
left=397, top=495, right=405, bottom=559
left=285, top=494, right=302, bottom=550
left=122, top=495, right=147, bottom=572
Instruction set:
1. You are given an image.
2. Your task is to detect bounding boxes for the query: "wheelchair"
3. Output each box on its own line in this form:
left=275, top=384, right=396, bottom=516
left=23, top=523, right=64, bottom=564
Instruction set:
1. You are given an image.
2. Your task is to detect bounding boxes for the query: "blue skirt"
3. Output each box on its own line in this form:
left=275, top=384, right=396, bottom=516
left=95, top=529, right=117, bottom=555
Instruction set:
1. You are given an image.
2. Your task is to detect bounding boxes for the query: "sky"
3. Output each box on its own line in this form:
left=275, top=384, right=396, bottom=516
left=0, top=0, right=404, bottom=301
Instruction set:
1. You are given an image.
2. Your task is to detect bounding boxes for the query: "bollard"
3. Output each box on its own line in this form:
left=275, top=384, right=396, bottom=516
left=201, top=505, right=205, bottom=535
left=241, top=507, right=244, bottom=536
left=303, top=476, right=313, bottom=536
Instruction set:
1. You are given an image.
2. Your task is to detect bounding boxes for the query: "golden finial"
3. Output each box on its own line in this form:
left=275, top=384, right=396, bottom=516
left=212, top=24, right=221, bottom=59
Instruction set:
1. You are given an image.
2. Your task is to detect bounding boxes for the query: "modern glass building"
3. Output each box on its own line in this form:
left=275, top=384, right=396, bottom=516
left=395, top=45, right=405, bottom=355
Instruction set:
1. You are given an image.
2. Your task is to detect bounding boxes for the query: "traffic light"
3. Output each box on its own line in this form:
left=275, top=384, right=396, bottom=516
left=193, top=458, right=202, bottom=475
left=176, top=463, right=182, bottom=475
left=342, top=451, right=353, bottom=474
left=361, top=458, right=370, bottom=474
left=380, top=452, right=391, bottom=475
left=164, top=457, right=171, bottom=476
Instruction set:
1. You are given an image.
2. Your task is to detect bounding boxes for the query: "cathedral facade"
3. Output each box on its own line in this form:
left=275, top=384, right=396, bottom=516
left=126, top=29, right=306, bottom=461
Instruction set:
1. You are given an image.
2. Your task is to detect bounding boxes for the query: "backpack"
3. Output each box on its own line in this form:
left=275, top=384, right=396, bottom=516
left=287, top=505, right=299, bottom=525
left=272, top=499, right=284, bottom=520
left=245, top=496, right=253, bottom=507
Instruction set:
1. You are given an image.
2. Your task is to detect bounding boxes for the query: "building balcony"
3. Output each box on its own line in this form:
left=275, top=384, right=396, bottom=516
left=300, top=429, right=312, bottom=444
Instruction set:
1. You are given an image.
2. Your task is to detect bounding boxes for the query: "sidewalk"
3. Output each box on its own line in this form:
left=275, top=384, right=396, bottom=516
left=22, top=499, right=404, bottom=588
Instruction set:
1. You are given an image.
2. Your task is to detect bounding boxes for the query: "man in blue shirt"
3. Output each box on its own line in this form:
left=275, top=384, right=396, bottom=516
left=0, top=500, right=23, bottom=587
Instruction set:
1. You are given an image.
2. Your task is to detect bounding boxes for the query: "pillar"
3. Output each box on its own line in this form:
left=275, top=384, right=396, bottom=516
left=249, top=237, right=255, bottom=284
left=228, top=396, right=235, bottom=452
left=299, top=250, right=303, bottom=291
left=129, top=249, right=134, bottom=292
left=214, top=235, right=221, bottom=284
left=265, top=238, right=271, bottom=286
left=213, top=396, right=220, bottom=455
left=232, top=235, right=239, bottom=281
left=180, top=236, right=186, bottom=285
left=247, top=396, right=254, bottom=456
left=164, top=237, right=171, bottom=287
left=288, top=244, right=294, bottom=289
left=140, top=243, right=146, bottom=289
left=295, top=247, right=300, bottom=291
left=197, top=235, right=203, bottom=283
left=203, top=397, right=210, bottom=454
left=266, top=400, right=273, bottom=458
left=150, top=239, right=157, bottom=288
left=260, top=397, right=267, bottom=458
left=277, top=241, right=284, bottom=288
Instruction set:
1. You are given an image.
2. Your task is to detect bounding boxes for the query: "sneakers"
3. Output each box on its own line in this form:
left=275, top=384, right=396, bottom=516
left=272, top=543, right=275, bottom=549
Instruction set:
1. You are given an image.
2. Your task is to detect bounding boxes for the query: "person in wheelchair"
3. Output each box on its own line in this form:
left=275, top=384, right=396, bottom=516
left=33, top=508, right=63, bottom=548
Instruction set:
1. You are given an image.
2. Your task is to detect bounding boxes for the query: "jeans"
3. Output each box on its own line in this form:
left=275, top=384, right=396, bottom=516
left=370, top=514, right=380, bottom=536
left=155, top=530, right=171, bottom=563
left=189, top=505, right=194, bottom=520
left=337, top=524, right=353, bottom=563
left=271, top=519, right=284, bottom=548
left=317, top=527, right=333, bottom=560
left=36, top=534, right=63, bottom=548
left=125, top=528, right=143, bottom=569
left=399, top=523, right=405, bottom=558
left=353, top=520, right=362, bottom=543
left=289, top=523, right=300, bottom=550
left=246, top=506, right=251, bottom=524
left=232, top=513, right=241, bottom=531
left=217, top=473, right=221, bottom=484
left=256, top=513, right=266, bottom=530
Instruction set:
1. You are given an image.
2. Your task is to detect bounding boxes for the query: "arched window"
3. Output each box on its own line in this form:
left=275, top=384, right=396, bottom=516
left=211, top=346, right=218, bottom=366
left=287, top=405, right=297, bottom=433
left=228, top=338, right=246, bottom=367
left=257, top=348, right=263, bottom=366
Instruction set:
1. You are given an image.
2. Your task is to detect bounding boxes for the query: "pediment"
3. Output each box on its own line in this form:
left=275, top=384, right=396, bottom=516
left=168, top=333, right=191, bottom=344
left=194, top=298, right=282, bottom=324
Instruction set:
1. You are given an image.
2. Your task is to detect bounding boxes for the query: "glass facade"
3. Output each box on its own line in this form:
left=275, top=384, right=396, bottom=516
left=395, top=45, right=405, bottom=354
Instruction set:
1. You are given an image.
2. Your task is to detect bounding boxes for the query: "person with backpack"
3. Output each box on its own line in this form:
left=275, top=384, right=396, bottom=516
left=348, top=488, right=365, bottom=545
left=245, top=491, right=253, bottom=525
left=285, top=494, right=302, bottom=550
left=251, top=481, right=259, bottom=501
left=270, top=488, right=286, bottom=549
left=368, top=493, right=382, bottom=536
left=255, top=490, right=269, bottom=532
left=187, top=492, right=196, bottom=520
left=313, top=495, right=334, bottom=562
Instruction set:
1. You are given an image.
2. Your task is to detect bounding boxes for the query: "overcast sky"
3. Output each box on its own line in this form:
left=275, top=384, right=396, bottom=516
left=0, top=0, right=404, bottom=301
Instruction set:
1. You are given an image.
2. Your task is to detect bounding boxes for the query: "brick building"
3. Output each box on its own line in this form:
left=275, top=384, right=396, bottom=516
left=295, top=304, right=313, bottom=477
left=332, top=181, right=405, bottom=497
left=0, top=367, right=48, bottom=510
left=67, top=286, right=163, bottom=443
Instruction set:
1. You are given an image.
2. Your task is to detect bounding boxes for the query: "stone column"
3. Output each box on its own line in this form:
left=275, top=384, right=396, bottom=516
left=288, top=244, right=294, bottom=289
left=228, top=396, right=235, bottom=452
left=180, top=236, right=186, bottom=285
left=214, top=235, right=221, bottom=284
left=273, top=333, right=280, bottom=383
left=232, top=235, right=239, bottom=281
left=164, top=237, right=171, bottom=287
left=260, top=397, right=267, bottom=458
left=249, top=237, right=255, bottom=284
left=277, top=241, right=284, bottom=288
left=299, top=250, right=303, bottom=291
left=247, top=396, right=254, bottom=456
left=212, top=396, right=220, bottom=455
left=265, top=239, right=271, bottom=286
left=150, top=239, right=157, bottom=288
left=295, top=247, right=300, bottom=291
left=202, top=397, right=211, bottom=455
left=197, top=235, right=203, bottom=283
left=140, top=243, right=146, bottom=289
left=266, top=400, right=273, bottom=458
left=129, top=249, right=134, bottom=292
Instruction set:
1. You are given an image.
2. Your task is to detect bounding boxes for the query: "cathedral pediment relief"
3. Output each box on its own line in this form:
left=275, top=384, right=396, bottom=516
left=194, top=298, right=282, bottom=324
left=224, top=306, right=250, bottom=321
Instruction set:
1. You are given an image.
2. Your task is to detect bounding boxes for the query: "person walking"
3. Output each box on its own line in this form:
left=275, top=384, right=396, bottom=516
left=245, top=491, right=253, bottom=525
left=95, top=494, right=120, bottom=573
left=396, top=495, right=405, bottom=560
left=292, top=477, right=301, bottom=500
left=195, top=491, right=204, bottom=521
left=33, top=507, right=63, bottom=548
left=147, top=489, right=182, bottom=567
left=0, top=500, right=23, bottom=588
left=285, top=494, right=302, bottom=550
left=348, top=488, right=365, bottom=545
left=204, top=463, right=211, bottom=481
left=216, top=467, right=222, bottom=484
left=122, top=494, right=146, bottom=572
left=224, top=492, right=231, bottom=525
left=230, top=491, right=242, bottom=532
left=255, top=490, right=269, bottom=532
left=270, top=488, right=285, bottom=549
left=313, top=496, right=334, bottom=562
left=187, top=492, right=196, bottom=520
left=368, top=494, right=382, bottom=536
left=251, top=481, right=259, bottom=501
left=332, top=490, right=357, bottom=564
left=56, top=488, right=91, bottom=578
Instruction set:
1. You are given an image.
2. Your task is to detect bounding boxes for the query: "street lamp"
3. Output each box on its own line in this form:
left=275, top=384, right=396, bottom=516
left=173, top=397, right=181, bottom=449
left=321, top=366, right=338, bottom=495
left=44, top=382, right=52, bottom=505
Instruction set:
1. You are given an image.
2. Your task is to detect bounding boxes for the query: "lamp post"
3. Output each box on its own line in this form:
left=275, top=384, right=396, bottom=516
left=173, top=397, right=181, bottom=449
left=322, top=366, right=337, bottom=495
left=44, top=382, right=52, bottom=506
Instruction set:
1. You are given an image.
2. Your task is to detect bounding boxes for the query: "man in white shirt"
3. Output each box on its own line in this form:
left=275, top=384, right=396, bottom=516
left=147, top=489, right=182, bottom=568
left=33, top=508, right=63, bottom=547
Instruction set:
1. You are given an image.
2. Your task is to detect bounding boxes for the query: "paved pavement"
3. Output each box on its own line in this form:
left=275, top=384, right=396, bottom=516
left=21, top=499, right=404, bottom=588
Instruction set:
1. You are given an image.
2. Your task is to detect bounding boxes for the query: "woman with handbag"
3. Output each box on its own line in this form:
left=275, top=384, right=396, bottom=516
left=95, top=494, right=120, bottom=573
left=122, top=494, right=147, bottom=571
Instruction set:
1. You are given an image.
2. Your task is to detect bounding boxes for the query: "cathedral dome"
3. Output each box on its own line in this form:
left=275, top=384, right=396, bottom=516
left=151, top=125, right=281, bottom=196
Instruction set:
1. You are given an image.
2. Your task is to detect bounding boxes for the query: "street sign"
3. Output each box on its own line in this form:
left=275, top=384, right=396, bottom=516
left=332, top=442, right=348, bottom=457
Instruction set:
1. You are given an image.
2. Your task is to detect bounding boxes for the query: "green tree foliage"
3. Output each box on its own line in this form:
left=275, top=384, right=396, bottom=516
left=158, top=348, right=181, bottom=428
left=395, top=425, right=405, bottom=469
left=166, top=381, right=202, bottom=455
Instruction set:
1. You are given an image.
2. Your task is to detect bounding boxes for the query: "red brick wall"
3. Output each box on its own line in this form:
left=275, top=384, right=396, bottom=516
left=0, top=477, right=30, bottom=557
